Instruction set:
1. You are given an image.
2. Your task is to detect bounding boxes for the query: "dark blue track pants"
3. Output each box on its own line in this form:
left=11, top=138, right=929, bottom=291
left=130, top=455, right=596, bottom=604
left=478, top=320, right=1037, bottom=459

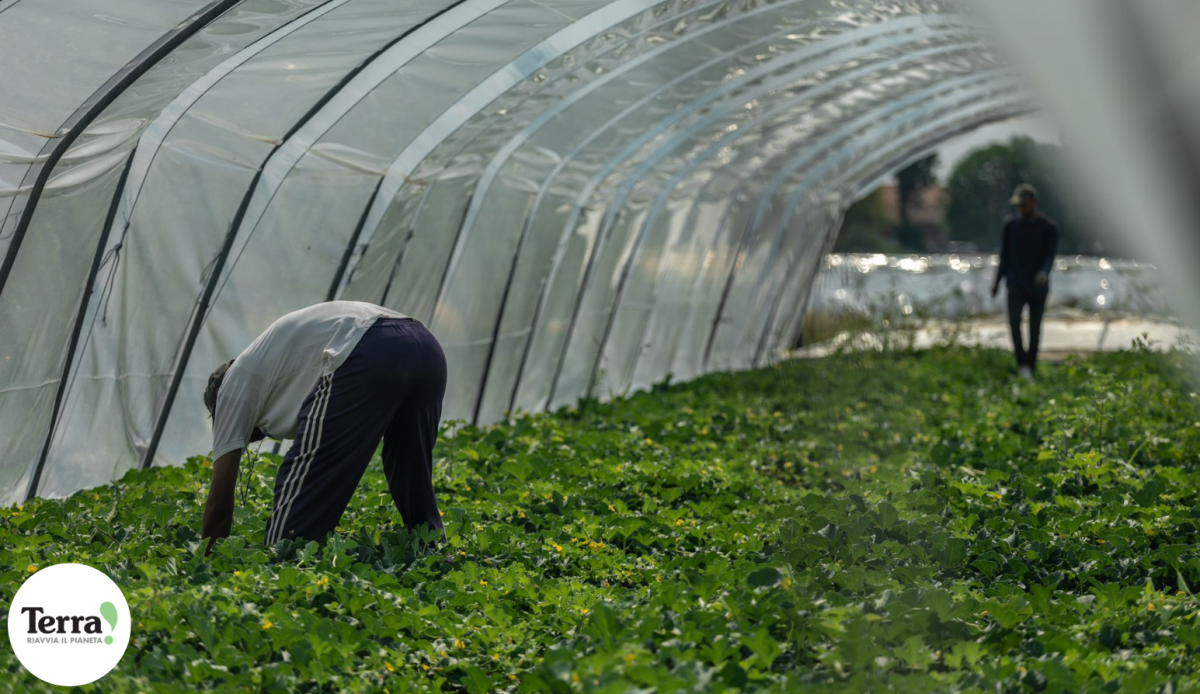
left=1006, top=283, right=1048, bottom=370
left=264, top=317, right=447, bottom=544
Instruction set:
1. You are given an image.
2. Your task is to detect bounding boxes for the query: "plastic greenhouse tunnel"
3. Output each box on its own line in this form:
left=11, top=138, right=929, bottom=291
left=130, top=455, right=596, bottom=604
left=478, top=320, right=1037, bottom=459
left=4, top=0, right=1200, bottom=688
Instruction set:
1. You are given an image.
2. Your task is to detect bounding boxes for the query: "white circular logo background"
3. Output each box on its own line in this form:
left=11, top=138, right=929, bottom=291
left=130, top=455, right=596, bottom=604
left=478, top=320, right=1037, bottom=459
left=7, top=563, right=131, bottom=686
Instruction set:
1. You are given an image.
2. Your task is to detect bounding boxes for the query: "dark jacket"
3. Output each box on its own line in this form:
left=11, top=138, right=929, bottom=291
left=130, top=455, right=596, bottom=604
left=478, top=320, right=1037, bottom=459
left=997, top=214, right=1058, bottom=296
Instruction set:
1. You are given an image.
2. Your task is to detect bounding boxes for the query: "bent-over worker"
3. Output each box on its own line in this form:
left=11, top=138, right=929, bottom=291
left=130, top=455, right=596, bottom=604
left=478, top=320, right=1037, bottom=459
left=200, top=301, right=447, bottom=551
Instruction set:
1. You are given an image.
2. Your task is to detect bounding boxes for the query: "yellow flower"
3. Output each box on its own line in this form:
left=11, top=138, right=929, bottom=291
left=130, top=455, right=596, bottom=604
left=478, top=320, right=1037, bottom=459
left=385, top=662, right=395, bottom=673
left=26, top=565, right=37, bottom=574
left=261, top=619, right=273, bottom=629
left=608, top=504, right=616, bottom=512
left=624, top=653, right=635, bottom=664
left=580, top=608, right=590, bottom=615
left=492, top=653, right=501, bottom=661
left=553, top=542, right=563, bottom=552
left=675, top=519, right=684, bottom=526
left=479, top=580, right=488, bottom=586
left=422, top=664, right=430, bottom=671
left=508, top=674, right=518, bottom=681
left=518, top=510, right=526, bottom=518
left=317, top=576, right=329, bottom=587
left=234, top=570, right=241, bottom=576
left=782, top=576, right=793, bottom=589
left=454, top=639, right=465, bottom=649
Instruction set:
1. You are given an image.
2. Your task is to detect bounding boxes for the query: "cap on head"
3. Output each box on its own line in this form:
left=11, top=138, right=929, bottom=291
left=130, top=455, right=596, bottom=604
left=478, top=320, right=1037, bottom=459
left=1009, top=183, right=1038, bottom=205
left=204, top=359, right=235, bottom=419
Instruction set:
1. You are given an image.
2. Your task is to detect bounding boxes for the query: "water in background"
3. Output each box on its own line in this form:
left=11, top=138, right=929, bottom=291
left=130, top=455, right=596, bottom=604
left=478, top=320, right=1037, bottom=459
left=809, top=254, right=1174, bottom=321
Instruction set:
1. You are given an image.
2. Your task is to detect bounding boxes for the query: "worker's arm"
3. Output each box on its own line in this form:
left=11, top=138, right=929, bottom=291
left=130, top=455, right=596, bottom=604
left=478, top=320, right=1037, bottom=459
left=200, top=448, right=242, bottom=556
left=1036, top=223, right=1059, bottom=284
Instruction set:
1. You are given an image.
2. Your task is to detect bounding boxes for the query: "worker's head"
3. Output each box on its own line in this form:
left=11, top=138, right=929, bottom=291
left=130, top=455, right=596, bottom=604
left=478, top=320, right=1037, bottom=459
left=204, top=359, right=235, bottom=421
left=1009, top=183, right=1039, bottom=220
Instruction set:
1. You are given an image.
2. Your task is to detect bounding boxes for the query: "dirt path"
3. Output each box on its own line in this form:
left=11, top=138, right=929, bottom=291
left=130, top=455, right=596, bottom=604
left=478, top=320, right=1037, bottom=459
left=787, top=315, right=1193, bottom=360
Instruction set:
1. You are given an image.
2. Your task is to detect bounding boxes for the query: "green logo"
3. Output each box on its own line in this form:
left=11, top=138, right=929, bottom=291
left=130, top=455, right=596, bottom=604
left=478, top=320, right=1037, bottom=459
left=99, top=601, right=117, bottom=645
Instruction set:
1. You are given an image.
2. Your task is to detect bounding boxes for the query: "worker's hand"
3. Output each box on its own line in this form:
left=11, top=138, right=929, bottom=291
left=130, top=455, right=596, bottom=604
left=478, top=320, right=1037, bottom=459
left=201, top=508, right=231, bottom=557
left=1034, top=271, right=1048, bottom=287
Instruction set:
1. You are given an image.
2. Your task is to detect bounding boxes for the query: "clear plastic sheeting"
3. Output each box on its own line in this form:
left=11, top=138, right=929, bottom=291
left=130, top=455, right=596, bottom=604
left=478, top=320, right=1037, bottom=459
left=0, top=0, right=1036, bottom=503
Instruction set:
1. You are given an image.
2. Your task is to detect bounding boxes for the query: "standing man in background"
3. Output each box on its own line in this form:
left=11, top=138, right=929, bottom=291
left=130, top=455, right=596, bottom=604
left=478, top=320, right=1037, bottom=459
left=992, top=183, right=1059, bottom=381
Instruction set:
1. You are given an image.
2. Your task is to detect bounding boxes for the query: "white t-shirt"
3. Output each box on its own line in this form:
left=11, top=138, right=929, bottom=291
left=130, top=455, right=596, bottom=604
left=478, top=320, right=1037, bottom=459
left=211, top=301, right=408, bottom=459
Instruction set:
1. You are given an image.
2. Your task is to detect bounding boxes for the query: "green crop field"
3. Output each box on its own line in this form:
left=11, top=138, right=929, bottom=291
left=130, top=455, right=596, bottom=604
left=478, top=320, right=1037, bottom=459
left=4, top=344, right=1200, bottom=693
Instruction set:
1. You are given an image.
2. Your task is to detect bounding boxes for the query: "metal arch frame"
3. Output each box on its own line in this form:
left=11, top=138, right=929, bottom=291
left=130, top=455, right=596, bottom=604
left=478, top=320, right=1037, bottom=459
left=357, top=0, right=780, bottom=306
left=4, top=0, right=248, bottom=501
left=741, top=92, right=1032, bottom=368
left=706, top=82, right=1023, bottom=373
left=21, top=153, right=135, bottom=500
left=542, top=28, right=984, bottom=407
left=702, top=76, right=1019, bottom=372
left=64, top=0, right=813, bottom=467
left=736, top=93, right=1031, bottom=371
left=34, top=0, right=388, bottom=497
left=694, top=74, right=1004, bottom=373
left=755, top=102, right=1037, bottom=366
left=425, top=2, right=948, bottom=310
left=472, top=13, right=958, bottom=420
left=330, top=7, right=965, bottom=419
left=110, top=0, right=350, bottom=244
left=451, top=15, right=974, bottom=421
left=544, top=58, right=1007, bottom=407
left=326, top=0, right=674, bottom=302
left=584, top=42, right=998, bottom=400
left=138, top=0, right=482, bottom=470
left=756, top=103, right=1037, bottom=365
left=0, top=0, right=243, bottom=298
left=108, top=0, right=503, bottom=312
left=504, top=15, right=974, bottom=413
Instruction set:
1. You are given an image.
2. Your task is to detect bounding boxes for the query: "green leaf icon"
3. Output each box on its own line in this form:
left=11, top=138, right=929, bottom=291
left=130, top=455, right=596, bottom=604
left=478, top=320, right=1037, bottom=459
left=100, top=601, right=117, bottom=645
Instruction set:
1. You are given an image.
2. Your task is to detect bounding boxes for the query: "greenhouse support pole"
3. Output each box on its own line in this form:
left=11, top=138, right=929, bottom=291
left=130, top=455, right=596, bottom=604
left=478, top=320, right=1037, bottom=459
left=751, top=221, right=837, bottom=367
left=24, top=154, right=136, bottom=501
left=140, top=1, right=471, bottom=470
left=327, top=178, right=385, bottom=301
left=0, top=0, right=241, bottom=299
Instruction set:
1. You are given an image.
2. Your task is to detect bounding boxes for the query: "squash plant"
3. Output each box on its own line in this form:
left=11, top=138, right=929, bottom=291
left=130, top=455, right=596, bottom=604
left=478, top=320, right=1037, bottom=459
left=4, top=344, right=1200, bottom=693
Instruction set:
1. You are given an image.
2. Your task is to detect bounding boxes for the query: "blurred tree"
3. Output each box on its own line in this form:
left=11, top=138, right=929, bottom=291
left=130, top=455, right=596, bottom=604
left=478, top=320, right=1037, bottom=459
left=895, top=153, right=939, bottom=252
left=832, top=188, right=899, bottom=252
left=945, top=136, right=1101, bottom=254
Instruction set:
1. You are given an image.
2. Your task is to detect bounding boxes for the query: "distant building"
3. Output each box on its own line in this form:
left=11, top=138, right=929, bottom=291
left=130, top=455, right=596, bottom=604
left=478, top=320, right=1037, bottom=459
left=876, top=184, right=949, bottom=251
